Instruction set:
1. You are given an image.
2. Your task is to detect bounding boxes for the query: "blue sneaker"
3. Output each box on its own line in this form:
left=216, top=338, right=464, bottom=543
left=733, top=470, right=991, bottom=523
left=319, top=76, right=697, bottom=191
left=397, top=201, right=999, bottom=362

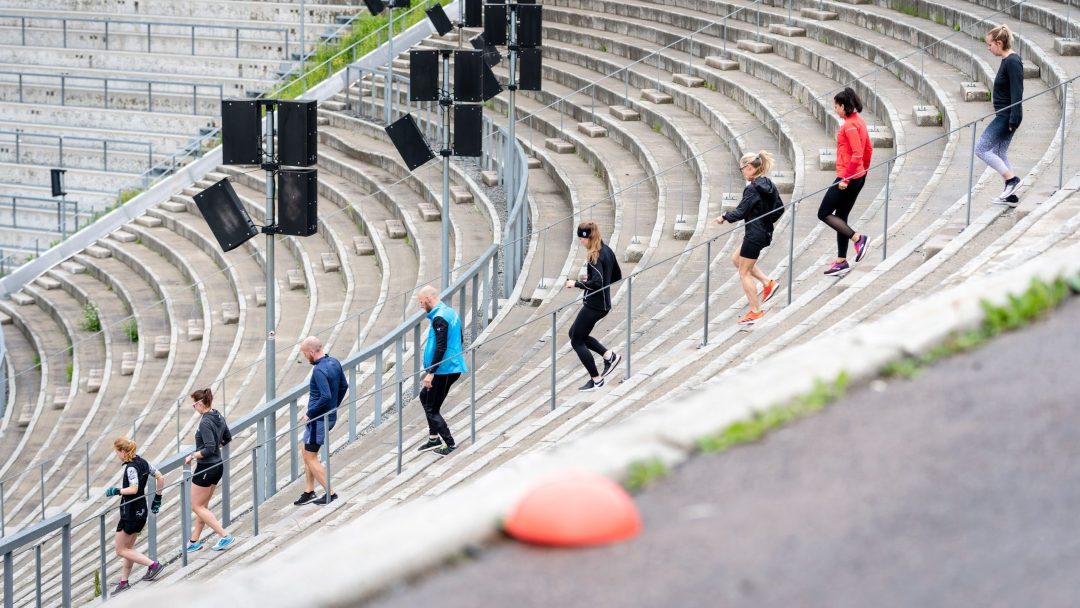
left=211, top=535, right=235, bottom=551
left=185, top=540, right=204, bottom=553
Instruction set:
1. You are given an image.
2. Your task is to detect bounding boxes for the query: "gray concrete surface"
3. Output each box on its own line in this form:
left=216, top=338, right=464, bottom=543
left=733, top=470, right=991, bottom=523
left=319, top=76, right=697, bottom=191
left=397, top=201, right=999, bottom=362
left=369, top=296, right=1080, bottom=608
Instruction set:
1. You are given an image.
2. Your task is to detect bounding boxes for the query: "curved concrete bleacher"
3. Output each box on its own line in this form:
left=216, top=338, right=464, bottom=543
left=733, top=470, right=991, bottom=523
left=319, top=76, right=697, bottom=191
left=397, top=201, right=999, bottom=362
left=7, top=0, right=1079, bottom=601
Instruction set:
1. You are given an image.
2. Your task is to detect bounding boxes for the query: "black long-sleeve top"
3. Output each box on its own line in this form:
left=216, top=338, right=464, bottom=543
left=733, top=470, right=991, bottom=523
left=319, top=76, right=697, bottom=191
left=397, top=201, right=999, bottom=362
left=993, top=53, right=1024, bottom=130
left=574, top=242, right=619, bottom=311
left=723, top=177, right=779, bottom=244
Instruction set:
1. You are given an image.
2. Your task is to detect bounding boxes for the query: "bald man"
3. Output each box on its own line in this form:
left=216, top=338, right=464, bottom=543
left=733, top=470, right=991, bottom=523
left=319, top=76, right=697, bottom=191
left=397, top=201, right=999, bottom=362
left=416, top=285, right=468, bottom=456
left=294, top=336, right=348, bottom=506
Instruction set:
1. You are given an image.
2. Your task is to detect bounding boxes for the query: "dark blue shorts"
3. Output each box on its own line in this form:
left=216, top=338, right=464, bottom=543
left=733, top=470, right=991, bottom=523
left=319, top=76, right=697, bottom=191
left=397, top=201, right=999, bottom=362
left=303, top=418, right=336, bottom=451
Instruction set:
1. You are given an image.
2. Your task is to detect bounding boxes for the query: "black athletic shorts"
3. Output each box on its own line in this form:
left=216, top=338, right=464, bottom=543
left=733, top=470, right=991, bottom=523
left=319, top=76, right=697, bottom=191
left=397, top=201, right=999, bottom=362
left=739, top=236, right=769, bottom=260
left=192, top=462, right=224, bottom=487
left=116, top=516, right=147, bottom=535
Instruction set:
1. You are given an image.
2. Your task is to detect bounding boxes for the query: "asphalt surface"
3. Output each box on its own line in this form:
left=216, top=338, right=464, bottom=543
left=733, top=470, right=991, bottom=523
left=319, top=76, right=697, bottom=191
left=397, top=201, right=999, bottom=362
left=368, top=297, right=1080, bottom=608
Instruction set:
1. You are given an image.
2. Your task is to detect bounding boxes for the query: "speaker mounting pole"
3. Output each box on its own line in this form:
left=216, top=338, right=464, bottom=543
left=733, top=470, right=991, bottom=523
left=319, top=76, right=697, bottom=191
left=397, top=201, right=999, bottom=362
left=505, top=4, right=518, bottom=220
left=262, top=101, right=279, bottom=404
left=440, top=50, right=452, bottom=290
left=385, top=5, right=395, bottom=126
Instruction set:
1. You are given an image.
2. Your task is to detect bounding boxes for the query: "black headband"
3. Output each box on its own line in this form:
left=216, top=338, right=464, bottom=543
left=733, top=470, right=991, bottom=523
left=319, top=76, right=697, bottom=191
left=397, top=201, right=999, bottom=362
left=577, top=227, right=592, bottom=238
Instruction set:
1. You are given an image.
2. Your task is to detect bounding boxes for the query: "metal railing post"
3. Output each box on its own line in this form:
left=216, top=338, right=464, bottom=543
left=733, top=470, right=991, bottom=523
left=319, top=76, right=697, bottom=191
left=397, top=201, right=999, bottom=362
left=550, top=311, right=557, bottom=411
left=147, top=475, right=158, bottom=561
left=703, top=240, right=710, bottom=347
left=39, top=462, right=45, bottom=520
left=1060, top=84, right=1067, bottom=190
left=99, top=514, right=108, bottom=600
left=61, top=519, right=71, bottom=607
left=221, top=443, right=231, bottom=527
left=34, top=544, right=41, bottom=608
left=348, top=366, right=358, bottom=441
left=0, top=481, right=5, bottom=537
left=3, top=550, right=10, bottom=608
left=322, top=412, right=333, bottom=493
left=84, top=441, right=90, bottom=500
left=375, top=350, right=384, bottom=426
left=251, top=447, right=260, bottom=536
left=180, top=464, right=191, bottom=566
left=625, top=275, right=633, bottom=380
left=470, top=347, right=477, bottom=444
left=967, top=122, right=977, bottom=227
left=395, top=337, right=403, bottom=475
left=787, top=202, right=796, bottom=306
left=290, top=400, right=299, bottom=482
left=883, top=160, right=892, bottom=260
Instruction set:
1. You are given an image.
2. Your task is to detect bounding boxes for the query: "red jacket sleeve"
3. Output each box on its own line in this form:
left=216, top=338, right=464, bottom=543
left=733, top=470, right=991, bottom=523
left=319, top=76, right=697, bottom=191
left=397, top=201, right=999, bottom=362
left=841, top=124, right=864, bottom=181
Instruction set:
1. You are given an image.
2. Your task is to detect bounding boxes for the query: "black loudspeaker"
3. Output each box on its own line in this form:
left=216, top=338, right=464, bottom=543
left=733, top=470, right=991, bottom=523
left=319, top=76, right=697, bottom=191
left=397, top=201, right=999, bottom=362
left=363, top=0, right=385, bottom=14
left=426, top=4, right=453, bottom=36
left=516, top=4, right=542, bottom=48
left=277, top=100, right=317, bottom=167
left=454, top=105, right=482, bottom=157
left=385, top=114, right=436, bottom=171
left=390, top=0, right=410, bottom=7
left=410, top=50, right=440, bottom=101
left=481, top=63, right=502, bottom=101
left=464, top=0, right=482, bottom=27
left=469, top=33, right=501, bottom=67
left=278, top=168, right=318, bottom=237
left=484, top=4, right=507, bottom=45
left=454, top=50, right=483, bottom=103
left=50, top=168, right=66, bottom=197
left=222, top=99, right=262, bottom=165
left=193, top=179, right=258, bottom=252
left=519, top=47, right=542, bottom=91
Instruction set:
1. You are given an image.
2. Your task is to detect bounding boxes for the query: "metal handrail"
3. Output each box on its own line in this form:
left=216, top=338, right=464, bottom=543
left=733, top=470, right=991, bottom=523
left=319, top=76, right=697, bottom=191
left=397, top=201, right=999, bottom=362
left=0, top=70, right=224, bottom=117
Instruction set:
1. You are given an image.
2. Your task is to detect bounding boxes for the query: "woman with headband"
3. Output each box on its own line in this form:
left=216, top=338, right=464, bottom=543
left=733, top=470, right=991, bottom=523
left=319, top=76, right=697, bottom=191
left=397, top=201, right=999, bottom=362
left=714, top=150, right=783, bottom=325
left=978, top=24, right=1024, bottom=205
left=564, top=221, right=622, bottom=391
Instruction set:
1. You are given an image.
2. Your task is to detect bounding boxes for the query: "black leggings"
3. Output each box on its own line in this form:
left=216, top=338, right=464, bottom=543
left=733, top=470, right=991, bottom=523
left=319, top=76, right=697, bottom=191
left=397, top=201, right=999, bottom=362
left=817, top=176, right=866, bottom=259
left=420, top=373, right=460, bottom=446
left=569, top=306, right=610, bottom=378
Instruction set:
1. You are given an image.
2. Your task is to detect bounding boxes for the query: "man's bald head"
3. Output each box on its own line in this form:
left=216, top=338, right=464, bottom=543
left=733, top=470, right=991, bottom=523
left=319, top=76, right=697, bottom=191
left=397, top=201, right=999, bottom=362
left=417, top=285, right=440, bottom=312
left=300, top=336, right=324, bottom=363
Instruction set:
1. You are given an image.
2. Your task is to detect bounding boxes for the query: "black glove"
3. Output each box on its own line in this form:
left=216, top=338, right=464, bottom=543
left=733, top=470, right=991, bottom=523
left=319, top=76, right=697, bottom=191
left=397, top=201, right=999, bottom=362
left=151, top=494, right=162, bottom=514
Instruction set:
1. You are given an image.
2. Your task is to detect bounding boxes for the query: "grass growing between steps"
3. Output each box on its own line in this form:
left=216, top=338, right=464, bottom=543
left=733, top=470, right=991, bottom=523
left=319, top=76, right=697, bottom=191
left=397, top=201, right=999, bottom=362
left=276, top=0, right=451, bottom=100
left=696, top=373, right=850, bottom=454
left=623, top=459, right=670, bottom=493
left=882, top=276, right=1077, bottom=380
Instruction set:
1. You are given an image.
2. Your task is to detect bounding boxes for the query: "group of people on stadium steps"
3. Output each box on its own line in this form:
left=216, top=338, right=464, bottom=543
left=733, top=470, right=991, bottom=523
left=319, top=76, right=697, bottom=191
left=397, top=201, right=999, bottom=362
left=103, top=23, right=1026, bottom=590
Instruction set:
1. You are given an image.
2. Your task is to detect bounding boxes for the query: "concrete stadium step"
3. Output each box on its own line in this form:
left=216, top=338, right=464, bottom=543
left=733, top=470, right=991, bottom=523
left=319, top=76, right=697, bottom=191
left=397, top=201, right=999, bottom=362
left=0, top=120, right=200, bottom=154
left=0, top=99, right=218, bottom=134
left=0, top=79, right=223, bottom=117
left=0, top=61, right=266, bottom=97
left=0, top=161, right=153, bottom=194
left=0, top=45, right=289, bottom=81
left=0, top=303, right=43, bottom=453
left=0, top=25, right=295, bottom=61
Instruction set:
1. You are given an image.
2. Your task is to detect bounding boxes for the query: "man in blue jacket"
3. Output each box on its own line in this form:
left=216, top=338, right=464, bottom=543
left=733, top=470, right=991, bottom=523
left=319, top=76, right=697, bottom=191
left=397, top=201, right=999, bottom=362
left=294, top=336, right=348, bottom=506
left=416, top=285, right=468, bottom=456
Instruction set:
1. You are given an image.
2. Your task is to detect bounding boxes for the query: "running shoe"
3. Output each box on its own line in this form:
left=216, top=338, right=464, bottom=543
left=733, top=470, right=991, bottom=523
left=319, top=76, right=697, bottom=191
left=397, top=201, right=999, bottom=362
left=993, top=193, right=1020, bottom=207
left=760, top=280, right=780, bottom=304
left=293, top=490, right=318, bottom=506
left=185, top=539, right=204, bottom=553
left=823, top=260, right=850, bottom=277
left=999, top=177, right=1020, bottom=200
left=434, top=444, right=457, bottom=457
left=312, top=493, right=338, bottom=505
left=578, top=378, right=604, bottom=392
left=738, top=310, right=766, bottom=325
left=211, top=535, right=235, bottom=551
left=141, top=561, right=165, bottom=581
left=853, top=234, right=871, bottom=263
left=112, top=580, right=131, bottom=595
left=417, top=437, right=442, bottom=452
left=601, top=352, right=622, bottom=378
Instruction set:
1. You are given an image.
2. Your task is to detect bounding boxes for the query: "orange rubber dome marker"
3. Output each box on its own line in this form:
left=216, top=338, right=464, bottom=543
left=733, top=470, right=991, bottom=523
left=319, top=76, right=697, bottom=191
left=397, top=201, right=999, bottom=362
left=503, top=471, right=642, bottom=546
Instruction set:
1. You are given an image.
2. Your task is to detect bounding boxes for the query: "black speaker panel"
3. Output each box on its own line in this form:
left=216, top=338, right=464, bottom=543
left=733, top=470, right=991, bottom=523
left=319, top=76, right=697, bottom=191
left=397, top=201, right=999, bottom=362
left=385, top=114, right=436, bottom=171
left=193, top=178, right=259, bottom=252
left=277, top=168, right=318, bottom=237
left=519, top=47, right=542, bottom=91
left=463, top=0, right=482, bottom=27
left=363, top=0, right=385, bottom=14
left=50, top=168, right=65, bottom=197
left=454, top=50, right=484, bottom=103
left=410, top=50, right=440, bottom=101
left=483, top=4, right=507, bottom=46
left=277, top=100, right=317, bottom=167
left=481, top=63, right=502, bottom=102
left=453, top=105, right=482, bottom=157
left=516, top=4, right=542, bottom=48
left=426, top=4, right=453, bottom=36
left=469, top=33, right=501, bottom=67
left=221, top=99, right=262, bottom=165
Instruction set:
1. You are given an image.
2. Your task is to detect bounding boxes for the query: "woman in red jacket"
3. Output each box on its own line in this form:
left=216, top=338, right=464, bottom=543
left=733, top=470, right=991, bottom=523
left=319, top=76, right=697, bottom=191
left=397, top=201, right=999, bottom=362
left=818, top=87, right=872, bottom=277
